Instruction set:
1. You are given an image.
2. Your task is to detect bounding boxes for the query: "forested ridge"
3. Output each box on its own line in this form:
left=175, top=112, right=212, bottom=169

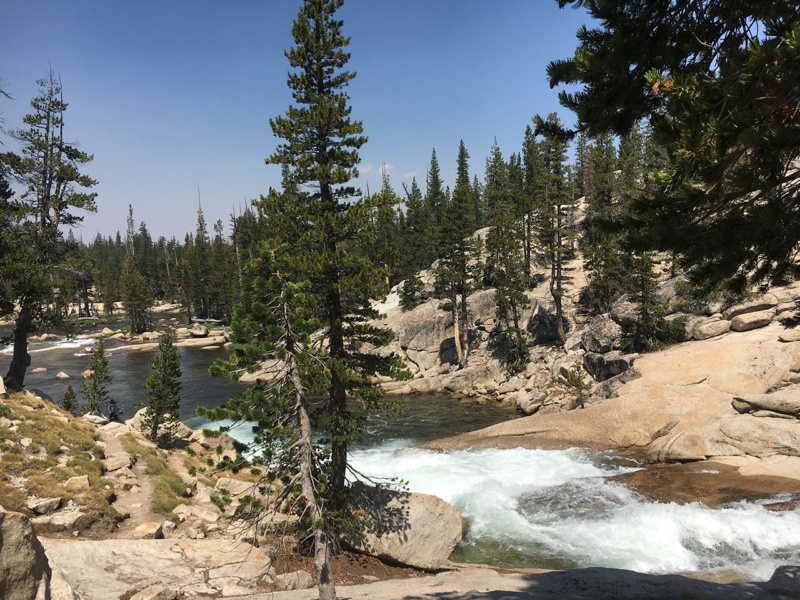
left=21, top=122, right=667, bottom=333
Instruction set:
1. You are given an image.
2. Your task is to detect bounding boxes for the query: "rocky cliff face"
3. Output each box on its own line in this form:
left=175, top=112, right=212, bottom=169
left=372, top=257, right=591, bottom=415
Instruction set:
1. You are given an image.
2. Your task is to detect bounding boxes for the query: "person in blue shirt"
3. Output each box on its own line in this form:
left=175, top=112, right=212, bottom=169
left=108, top=399, right=122, bottom=423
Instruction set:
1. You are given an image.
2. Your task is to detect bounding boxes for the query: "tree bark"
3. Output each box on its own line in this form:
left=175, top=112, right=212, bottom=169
left=293, top=363, right=337, bottom=600
left=326, top=243, right=348, bottom=501
left=5, top=300, right=34, bottom=389
left=550, top=209, right=567, bottom=346
left=451, top=289, right=464, bottom=368
left=283, top=295, right=337, bottom=600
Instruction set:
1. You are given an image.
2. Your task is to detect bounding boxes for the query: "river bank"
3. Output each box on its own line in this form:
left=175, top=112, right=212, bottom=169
left=3, top=308, right=800, bottom=596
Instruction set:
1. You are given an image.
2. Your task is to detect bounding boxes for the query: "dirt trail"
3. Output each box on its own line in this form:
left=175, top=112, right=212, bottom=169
left=97, top=430, right=162, bottom=536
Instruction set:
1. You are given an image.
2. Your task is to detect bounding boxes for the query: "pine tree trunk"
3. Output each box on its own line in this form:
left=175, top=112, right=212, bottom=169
left=293, top=363, right=336, bottom=600
left=511, top=301, right=525, bottom=361
left=524, top=214, right=532, bottom=280
left=459, top=290, right=469, bottom=368
left=451, top=289, right=464, bottom=367
left=550, top=258, right=566, bottom=346
left=327, top=256, right=348, bottom=502
left=5, top=300, right=34, bottom=389
left=282, top=286, right=336, bottom=599
left=149, top=416, right=160, bottom=444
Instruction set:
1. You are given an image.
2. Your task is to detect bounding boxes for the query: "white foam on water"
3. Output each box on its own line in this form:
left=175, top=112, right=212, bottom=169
left=1, top=334, right=94, bottom=355
left=350, top=445, right=800, bottom=580
left=196, top=416, right=800, bottom=580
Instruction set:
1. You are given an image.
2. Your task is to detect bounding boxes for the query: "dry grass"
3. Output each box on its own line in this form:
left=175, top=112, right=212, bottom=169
left=120, top=433, right=190, bottom=516
left=0, top=392, right=121, bottom=529
left=0, top=479, right=28, bottom=513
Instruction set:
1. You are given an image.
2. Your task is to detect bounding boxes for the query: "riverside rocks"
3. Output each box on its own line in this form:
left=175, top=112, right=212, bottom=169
left=188, top=324, right=209, bottom=338
left=423, top=322, right=797, bottom=457
left=732, top=388, right=800, bottom=416
left=344, top=483, right=463, bottom=570
left=648, top=412, right=800, bottom=463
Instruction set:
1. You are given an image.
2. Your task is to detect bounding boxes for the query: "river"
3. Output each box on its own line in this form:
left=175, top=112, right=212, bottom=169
left=4, top=332, right=800, bottom=581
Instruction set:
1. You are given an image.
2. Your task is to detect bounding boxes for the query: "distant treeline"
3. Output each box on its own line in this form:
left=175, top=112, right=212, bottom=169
left=62, top=121, right=664, bottom=348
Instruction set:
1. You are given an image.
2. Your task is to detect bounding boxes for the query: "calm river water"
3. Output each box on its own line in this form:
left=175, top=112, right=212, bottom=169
left=4, top=332, right=799, bottom=580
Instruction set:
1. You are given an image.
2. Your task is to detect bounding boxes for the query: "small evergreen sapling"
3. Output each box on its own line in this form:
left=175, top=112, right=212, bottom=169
left=140, top=329, right=182, bottom=448
left=565, top=360, right=591, bottom=410
left=80, top=336, right=112, bottom=415
left=60, top=384, right=78, bottom=414
left=399, top=271, right=425, bottom=311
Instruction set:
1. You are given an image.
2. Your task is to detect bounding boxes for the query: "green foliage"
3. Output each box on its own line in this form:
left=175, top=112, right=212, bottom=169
left=0, top=404, right=11, bottom=419
left=399, top=271, right=425, bottom=311
left=434, top=141, right=481, bottom=367
left=549, top=1, right=800, bottom=294
left=533, top=113, right=576, bottom=346
left=565, top=360, right=591, bottom=410
left=60, top=384, right=78, bottom=414
left=623, top=252, right=669, bottom=352
left=121, top=253, right=153, bottom=334
left=485, top=141, right=530, bottom=367
left=140, top=329, right=182, bottom=448
left=80, top=336, right=112, bottom=415
left=205, top=8, right=409, bottom=592
left=1, top=70, right=97, bottom=387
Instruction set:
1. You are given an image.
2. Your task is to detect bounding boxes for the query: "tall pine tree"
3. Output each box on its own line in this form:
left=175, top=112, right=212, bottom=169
left=2, top=71, right=97, bottom=388
left=435, top=141, right=479, bottom=367
left=206, top=3, right=408, bottom=597
left=485, top=141, right=530, bottom=366
left=141, top=329, right=182, bottom=448
left=534, top=113, right=575, bottom=345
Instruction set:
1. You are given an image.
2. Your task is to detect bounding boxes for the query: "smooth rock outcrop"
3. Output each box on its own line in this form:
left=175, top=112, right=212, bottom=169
left=424, top=323, right=794, bottom=453
left=732, top=387, right=800, bottom=416
left=42, top=538, right=274, bottom=600
left=723, top=295, right=779, bottom=320
left=730, top=310, right=774, bottom=332
left=693, top=318, right=731, bottom=340
left=0, top=504, right=51, bottom=600
left=649, top=412, right=800, bottom=463
left=344, top=483, right=462, bottom=570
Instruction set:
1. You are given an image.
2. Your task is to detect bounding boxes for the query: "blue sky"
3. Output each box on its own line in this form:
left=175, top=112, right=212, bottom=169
left=1, top=1, right=594, bottom=240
